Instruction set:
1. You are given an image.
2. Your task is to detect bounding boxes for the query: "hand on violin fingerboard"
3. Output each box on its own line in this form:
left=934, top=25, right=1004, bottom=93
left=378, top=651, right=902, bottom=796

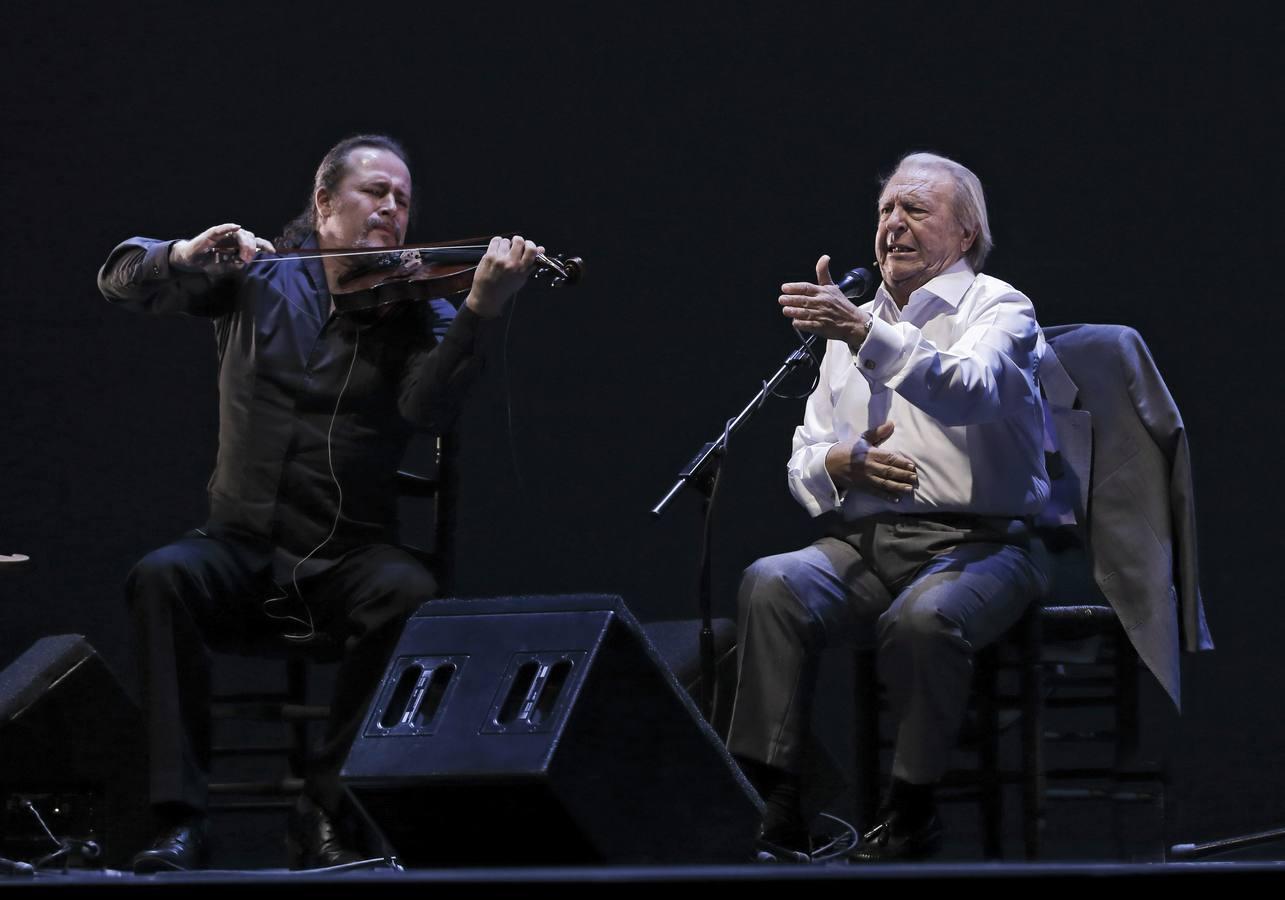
left=170, top=223, right=276, bottom=276
left=464, top=235, right=545, bottom=317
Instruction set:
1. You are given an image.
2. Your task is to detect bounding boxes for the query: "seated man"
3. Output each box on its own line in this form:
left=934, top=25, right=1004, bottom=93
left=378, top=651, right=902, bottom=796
left=97, top=134, right=543, bottom=872
left=727, top=152, right=1050, bottom=861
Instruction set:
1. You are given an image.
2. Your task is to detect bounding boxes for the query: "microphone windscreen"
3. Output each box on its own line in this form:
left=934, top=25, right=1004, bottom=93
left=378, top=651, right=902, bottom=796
left=837, top=266, right=876, bottom=300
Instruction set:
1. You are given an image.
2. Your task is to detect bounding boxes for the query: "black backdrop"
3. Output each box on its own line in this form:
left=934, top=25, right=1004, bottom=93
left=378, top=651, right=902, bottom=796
left=0, top=2, right=1278, bottom=845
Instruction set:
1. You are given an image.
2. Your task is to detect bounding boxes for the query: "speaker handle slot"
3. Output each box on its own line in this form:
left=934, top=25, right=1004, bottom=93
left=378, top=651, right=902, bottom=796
left=380, top=665, right=423, bottom=728
left=414, top=664, right=456, bottom=727
left=496, top=660, right=541, bottom=725
left=529, top=659, right=573, bottom=727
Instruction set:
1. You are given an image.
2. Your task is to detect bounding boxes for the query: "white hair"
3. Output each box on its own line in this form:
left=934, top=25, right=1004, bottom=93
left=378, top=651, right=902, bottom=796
left=884, top=152, right=993, bottom=271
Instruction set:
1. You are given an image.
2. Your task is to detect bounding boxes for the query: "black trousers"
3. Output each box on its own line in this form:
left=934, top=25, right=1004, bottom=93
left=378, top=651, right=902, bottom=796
left=126, top=530, right=435, bottom=815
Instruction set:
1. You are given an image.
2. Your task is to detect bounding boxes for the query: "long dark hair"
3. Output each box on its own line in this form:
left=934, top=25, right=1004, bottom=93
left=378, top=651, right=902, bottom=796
left=274, top=134, right=412, bottom=250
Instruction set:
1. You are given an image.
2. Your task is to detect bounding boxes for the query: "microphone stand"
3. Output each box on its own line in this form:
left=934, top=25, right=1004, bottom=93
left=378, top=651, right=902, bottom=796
left=0, top=558, right=35, bottom=877
left=651, top=265, right=875, bottom=723
left=651, top=333, right=821, bottom=720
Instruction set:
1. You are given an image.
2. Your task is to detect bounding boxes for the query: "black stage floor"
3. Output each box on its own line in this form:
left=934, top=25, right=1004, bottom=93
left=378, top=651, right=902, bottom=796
left=4, top=862, right=1285, bottom=897
left=11, top=788, right=1281, bottom=895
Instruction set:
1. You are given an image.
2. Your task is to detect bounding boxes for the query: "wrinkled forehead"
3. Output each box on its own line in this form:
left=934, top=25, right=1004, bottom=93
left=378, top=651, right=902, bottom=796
left=878, top=165, right=954, bottom=207
left=344, top=147, right=412, bottom=191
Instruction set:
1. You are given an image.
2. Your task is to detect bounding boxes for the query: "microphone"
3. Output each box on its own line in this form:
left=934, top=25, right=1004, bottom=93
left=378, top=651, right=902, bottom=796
left=837, top=265, right=878, bottom=300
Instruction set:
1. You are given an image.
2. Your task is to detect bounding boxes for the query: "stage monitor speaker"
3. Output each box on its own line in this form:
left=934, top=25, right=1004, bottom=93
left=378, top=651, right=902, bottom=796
left=341, top=594, right=761, bottom=865
left=0, top=635, right=149, bottom=869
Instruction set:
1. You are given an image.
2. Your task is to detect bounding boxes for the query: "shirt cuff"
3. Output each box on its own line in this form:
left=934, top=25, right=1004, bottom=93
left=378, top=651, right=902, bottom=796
left=789, top=442, right=843, bottom=516
left=853, top=316, right=907, bottom=383
left=136, top=240, right=181, bottom=284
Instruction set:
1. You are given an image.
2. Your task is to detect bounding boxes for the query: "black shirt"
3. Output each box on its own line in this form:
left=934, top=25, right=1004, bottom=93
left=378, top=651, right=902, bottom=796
left=97, top=235, right=485, bottom=567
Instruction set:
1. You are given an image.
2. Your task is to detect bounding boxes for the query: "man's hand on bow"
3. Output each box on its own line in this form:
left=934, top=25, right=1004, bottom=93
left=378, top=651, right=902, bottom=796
left=824, top=422, right=919, bottom=499
left=780, top=254, right=873, bottom=351
left=465, top=235, right=545, bottom=318
left=170, top=223, right=275, bottom=276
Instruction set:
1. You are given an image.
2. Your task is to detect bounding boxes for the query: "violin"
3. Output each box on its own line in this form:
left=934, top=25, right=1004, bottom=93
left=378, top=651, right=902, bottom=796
left=219, top=234, right=584, bottom=314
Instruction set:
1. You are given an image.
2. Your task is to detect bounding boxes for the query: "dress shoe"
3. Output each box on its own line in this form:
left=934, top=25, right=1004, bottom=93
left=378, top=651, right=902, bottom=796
left=848, top=807, right=943, bottom=863
left=752, top=803, right=813, bottom=863
left=131, top=819, right=209, bottom=874
left=754, top=824, right=813, bottom=863
left=286, top=794, right=364, bottom=870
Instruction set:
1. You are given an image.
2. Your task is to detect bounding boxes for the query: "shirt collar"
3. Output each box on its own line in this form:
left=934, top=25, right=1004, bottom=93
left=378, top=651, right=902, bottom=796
left=874, top=258, right=976, bottom=313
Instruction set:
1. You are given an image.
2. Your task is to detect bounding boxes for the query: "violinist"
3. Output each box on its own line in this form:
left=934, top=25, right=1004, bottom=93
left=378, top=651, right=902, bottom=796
left=97, top=134, right=543, bottom=872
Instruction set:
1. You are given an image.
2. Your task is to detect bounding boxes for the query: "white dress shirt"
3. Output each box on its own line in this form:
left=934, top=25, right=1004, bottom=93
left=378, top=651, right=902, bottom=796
left=788, top=259, right=1050, bottom=520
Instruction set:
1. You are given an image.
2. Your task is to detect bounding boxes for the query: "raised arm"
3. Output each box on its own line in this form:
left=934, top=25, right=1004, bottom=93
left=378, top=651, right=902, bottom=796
left=855, top=290, right=1042, bottom=426
left=97, top=224, right=273, bottom=317
left=397, top=235, right=543, bottom=430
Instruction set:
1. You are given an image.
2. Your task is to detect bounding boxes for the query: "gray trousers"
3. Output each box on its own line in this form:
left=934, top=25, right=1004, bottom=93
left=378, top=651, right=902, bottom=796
left=726, top=515, right=1048, bottom=784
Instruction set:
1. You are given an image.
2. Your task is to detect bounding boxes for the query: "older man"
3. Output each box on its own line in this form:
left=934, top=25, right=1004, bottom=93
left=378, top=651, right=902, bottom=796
left=727, top=152, right=1050, bottom=861
left=98, top=134, right=542, bottom=871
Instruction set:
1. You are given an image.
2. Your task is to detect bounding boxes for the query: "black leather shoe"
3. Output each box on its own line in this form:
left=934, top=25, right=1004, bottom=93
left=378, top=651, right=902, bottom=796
left=286, top=795, right=364, bottom=870
left=131, top=819, right=209, bottom=874
left=753, top=817, right=813, bottom=863
left=754, top=837, right=813, bottom=864
left=848, top=808, right=943, bottom=863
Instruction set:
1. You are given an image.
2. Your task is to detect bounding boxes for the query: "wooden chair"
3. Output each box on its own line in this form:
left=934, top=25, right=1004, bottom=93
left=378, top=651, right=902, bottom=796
left=854, top=324, right=1198, bottom=860
left=853, top=549, right=1164, bottom=859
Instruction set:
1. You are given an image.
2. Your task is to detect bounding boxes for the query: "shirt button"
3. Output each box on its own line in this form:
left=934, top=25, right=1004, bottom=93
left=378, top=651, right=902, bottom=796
left=152, top=264, right=160, bottom=276
left=863, top=359, right=876, bottom=370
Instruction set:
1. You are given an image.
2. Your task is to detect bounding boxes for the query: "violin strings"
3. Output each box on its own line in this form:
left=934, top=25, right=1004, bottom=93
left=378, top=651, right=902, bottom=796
left=247, top=244, right=492, bottom=264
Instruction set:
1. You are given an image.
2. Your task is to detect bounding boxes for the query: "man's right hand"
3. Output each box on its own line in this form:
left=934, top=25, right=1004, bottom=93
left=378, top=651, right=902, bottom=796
left=170, top=223, right=275, bottom=275
left=824, top=422, right=919, bottom=498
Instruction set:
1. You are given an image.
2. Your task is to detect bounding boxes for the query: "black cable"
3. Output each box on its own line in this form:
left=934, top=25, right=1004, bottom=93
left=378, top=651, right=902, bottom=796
left=808, top=812, right=861, bottom=862
left=19, top=799, right=101, bottom=872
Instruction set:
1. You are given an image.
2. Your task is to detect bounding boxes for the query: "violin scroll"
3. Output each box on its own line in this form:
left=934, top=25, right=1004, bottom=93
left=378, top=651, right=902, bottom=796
left=532, top=254, right=585, bottom=288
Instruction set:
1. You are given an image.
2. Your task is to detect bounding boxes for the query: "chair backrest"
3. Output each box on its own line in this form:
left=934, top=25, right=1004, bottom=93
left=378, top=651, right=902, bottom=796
left=396, top=431, right=457, bottom=594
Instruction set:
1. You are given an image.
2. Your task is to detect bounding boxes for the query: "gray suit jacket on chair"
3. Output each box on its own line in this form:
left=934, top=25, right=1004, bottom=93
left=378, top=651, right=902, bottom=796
left=1041, top=324, right=1214, bottom=710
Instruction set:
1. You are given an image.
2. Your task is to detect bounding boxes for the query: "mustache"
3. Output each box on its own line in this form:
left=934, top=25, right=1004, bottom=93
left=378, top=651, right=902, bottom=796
left=363, top=216, right=399, bottom=238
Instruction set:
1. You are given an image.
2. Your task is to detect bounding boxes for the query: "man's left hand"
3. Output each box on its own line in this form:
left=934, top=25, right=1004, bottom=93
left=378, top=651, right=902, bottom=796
left=465, top=235, right=545, bottom=318
left=779, top=255, right=872, bottom=349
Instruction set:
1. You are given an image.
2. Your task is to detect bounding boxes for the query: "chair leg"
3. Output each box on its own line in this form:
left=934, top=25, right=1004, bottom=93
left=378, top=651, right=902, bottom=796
left=854, top=648, right=881, bottom=828
left=1114, top=626, right=1140, bottom=767
left=1111, top=625, right=1159, bottom=857
left=286, top=658, right=310, bottom=782
left=975, top=648, right=1002, bottom=859
left=1020, top=609, right=1044, bottom=860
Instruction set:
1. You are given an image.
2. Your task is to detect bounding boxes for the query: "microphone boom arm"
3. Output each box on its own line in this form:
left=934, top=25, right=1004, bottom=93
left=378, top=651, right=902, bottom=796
left=650, top=333, right=819, bottom=517
left=650, top=263, right=874, bottom=516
